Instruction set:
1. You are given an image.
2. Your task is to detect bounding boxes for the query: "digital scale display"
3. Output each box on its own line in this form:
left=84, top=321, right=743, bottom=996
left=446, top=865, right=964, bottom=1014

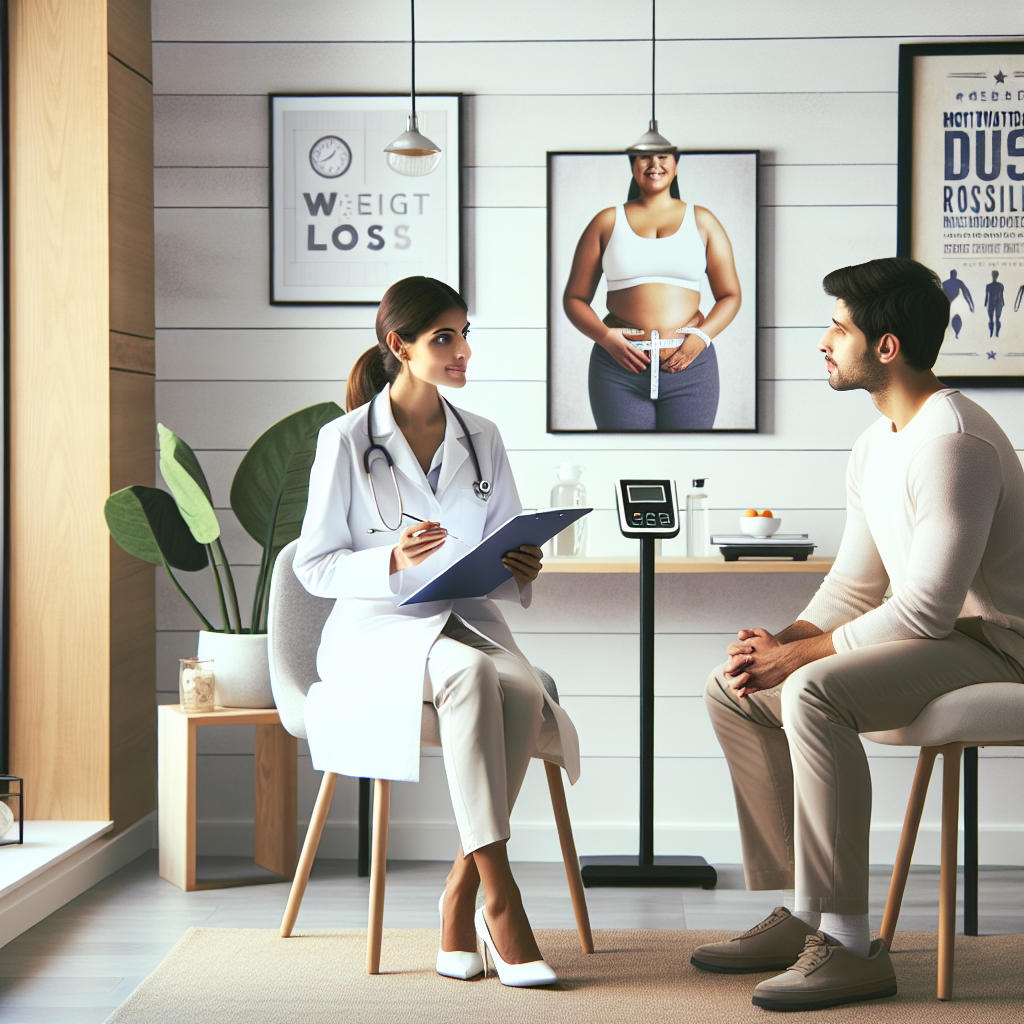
left=615, top=479, right=680, bottom=539
left=626, top=485, right=666, bottom=504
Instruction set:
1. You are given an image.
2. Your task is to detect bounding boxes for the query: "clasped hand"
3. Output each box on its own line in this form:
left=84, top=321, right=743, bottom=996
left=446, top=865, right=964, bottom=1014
left=724, top=627, right=789, bottom=698
left=390, top=521, right=543, bottom=593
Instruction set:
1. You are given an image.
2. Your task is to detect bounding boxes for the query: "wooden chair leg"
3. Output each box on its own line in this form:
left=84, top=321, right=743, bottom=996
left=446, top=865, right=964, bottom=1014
left=280, top=771, right=337, bottom=938
left=881, top=747, right=938, bottom=949
left=938, top=743, right=964, bottom=1001
left=544, top=760, right=594, bottom=954
left=366, top=779, right=391, bottom=975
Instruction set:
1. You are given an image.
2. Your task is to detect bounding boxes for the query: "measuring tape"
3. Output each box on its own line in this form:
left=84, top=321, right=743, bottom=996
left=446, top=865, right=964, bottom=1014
left=627, top=327, right=712, bottom=399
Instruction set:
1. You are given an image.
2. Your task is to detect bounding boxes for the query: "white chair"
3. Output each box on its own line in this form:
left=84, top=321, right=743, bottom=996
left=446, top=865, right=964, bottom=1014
left=863, top=682, right=1024, bottom=1001
left=267, top=540, right=594, bottom=973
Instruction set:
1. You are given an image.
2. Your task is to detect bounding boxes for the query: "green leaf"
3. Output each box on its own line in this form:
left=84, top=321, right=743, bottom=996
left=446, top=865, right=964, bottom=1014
left=158, top=423, right=221, bottom=544
left=230, top=402, right=343, bottom=558
left=105, top=486, right=209, bottom=572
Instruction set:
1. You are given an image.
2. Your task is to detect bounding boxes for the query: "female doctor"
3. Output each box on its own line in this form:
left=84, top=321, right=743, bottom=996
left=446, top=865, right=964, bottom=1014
left=295, top=276, right=580, bottom=987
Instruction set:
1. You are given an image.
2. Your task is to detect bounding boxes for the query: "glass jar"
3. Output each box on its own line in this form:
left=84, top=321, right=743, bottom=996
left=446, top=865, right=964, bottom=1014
left=179, top=658, right=216, bottom=712
left=549, top=463, right=588, bottom=557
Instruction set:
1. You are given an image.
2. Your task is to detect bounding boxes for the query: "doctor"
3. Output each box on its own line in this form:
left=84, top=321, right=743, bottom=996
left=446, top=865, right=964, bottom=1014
left=295, top=276, right=580, bottom=988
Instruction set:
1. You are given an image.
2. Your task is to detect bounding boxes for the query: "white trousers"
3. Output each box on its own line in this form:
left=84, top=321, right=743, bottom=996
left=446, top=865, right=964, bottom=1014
left=426, top=615, right=546, bottom=855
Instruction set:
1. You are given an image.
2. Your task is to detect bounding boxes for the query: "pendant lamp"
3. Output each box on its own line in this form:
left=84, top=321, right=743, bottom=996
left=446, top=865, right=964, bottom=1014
left=627, top=0, right=675, bottom=154
left=385, top=0, right=442, bottom=176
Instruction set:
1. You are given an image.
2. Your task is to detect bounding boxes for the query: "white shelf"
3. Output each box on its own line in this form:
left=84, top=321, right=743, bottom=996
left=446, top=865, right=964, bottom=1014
left=541, top=556, right=835, bottom=574
left=0, top=821, right=112, bottom=900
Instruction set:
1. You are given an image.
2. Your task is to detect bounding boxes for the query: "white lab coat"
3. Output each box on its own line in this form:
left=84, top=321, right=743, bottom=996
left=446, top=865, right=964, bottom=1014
left=293, top=386, right=580, bottom=785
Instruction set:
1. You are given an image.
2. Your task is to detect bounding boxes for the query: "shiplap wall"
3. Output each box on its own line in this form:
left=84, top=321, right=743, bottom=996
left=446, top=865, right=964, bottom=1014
left=151, top=1, right=1024, bottom=865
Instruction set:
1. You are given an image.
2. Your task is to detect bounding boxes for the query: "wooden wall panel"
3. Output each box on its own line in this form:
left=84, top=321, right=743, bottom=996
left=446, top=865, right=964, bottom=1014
left=110, top=330, right=155, bottom=374
left=109, top=368, right=156, bottom=830
left=108, top=0, right=152, bottom=80
left=108, top=54, right=154, bottom=340
left=9, top=0, right=155, bottom=829
left=107, top=0, right=156, bottom=831
left=9, top=0, right=112, bottom=820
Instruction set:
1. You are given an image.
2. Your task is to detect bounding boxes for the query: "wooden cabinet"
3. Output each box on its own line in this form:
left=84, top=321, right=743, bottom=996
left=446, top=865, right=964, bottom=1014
left=9, top=0, right=155, bottom=831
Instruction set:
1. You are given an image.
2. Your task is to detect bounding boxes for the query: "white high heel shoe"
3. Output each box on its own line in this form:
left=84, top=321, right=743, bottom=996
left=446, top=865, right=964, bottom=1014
left=436, top=892, right=484, bottom=980
left=474, top=906, right=557, bottom=987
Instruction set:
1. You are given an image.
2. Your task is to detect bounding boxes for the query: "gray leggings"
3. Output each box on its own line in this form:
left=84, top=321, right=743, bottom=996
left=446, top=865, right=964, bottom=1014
left=588, top=341, right=720, bottom=431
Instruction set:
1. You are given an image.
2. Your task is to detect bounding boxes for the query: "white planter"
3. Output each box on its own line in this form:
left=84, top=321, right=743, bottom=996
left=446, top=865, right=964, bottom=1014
left=196, top=631, right=274, bottom=709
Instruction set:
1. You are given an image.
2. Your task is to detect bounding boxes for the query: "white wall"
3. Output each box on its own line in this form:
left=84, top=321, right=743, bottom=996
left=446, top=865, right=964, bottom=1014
left=151, top=1, right=1024, bottom=865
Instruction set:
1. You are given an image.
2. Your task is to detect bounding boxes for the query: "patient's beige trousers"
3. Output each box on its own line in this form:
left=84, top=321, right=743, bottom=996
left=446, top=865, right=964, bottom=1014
left=426, top=616, right=545, bottom=856
left=705, top=628, right=1024, bottom=914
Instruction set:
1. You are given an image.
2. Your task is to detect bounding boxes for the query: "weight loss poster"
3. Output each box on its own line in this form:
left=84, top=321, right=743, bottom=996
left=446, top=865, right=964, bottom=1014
left=910, top=55, right=1024, bottom=378
left=271, top=95, right=461, bottom=303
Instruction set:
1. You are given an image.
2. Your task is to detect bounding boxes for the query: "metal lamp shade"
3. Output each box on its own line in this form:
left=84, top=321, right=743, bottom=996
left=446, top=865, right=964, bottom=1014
left=627, top=119, right=676, bottom=155
left=385, top=116, right=442, bottom=177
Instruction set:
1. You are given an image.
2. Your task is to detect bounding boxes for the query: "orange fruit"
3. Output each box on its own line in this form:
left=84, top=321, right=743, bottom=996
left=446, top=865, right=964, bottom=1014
left=761, top=509, right=774, bottom=518
left=743, top=508, right=758, bottom=517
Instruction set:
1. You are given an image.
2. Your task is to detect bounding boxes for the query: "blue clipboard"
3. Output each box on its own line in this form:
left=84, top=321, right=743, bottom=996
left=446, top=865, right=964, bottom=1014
left=400, top=507, right=592, bottom=606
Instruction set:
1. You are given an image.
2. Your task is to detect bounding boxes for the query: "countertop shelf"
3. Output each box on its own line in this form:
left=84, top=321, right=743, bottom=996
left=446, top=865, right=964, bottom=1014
left=541, top=556, right=835, bottom=574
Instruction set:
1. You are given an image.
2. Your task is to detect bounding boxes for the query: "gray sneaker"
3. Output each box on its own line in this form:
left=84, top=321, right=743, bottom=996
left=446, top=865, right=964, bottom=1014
left=751, top=933, right=897, bottom=1011
left=690, top=907, right=818, bottom=974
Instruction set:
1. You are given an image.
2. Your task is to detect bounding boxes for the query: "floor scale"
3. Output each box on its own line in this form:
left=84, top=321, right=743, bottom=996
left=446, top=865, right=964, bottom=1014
left=579, top=479, right=717, bottom=889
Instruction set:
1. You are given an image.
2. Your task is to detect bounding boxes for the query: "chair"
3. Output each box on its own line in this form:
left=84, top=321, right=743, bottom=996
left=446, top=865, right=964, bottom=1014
left=862, top=682, right=1024, bottom=1001
left=266, top=540, right=594, bottom=973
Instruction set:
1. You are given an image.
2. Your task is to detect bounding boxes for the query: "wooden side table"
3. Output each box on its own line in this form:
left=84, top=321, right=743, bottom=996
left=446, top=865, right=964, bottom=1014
left=158, top=705, right=297, bottom=891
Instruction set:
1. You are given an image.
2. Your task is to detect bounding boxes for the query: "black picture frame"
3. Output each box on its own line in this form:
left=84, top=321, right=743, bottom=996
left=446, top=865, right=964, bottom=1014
left=268, top=93, right=463, bottom=306
left=898, top=41, right=1024, bottom=388
left=546, top=149, right=760, bottom=433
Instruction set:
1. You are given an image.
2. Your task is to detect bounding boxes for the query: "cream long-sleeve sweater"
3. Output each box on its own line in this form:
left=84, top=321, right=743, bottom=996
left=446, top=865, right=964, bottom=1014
left=799, top=389, right=1024, bottom=668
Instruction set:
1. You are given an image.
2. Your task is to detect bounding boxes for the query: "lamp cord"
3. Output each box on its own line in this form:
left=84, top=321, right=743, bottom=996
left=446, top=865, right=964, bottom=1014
left=410, top=0, right=417, bottom=119
left=651, top=0, right=656, bottom=124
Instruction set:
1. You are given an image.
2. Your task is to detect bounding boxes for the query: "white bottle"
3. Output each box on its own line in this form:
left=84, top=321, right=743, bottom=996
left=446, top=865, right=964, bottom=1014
left=549, top=463, right=588, bottom=557
left=686, top=478, right=709, bottom=557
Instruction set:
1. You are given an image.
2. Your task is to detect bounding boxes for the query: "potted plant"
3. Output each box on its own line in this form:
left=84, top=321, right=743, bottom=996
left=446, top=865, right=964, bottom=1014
left=105, top=402, right=342, bottom=707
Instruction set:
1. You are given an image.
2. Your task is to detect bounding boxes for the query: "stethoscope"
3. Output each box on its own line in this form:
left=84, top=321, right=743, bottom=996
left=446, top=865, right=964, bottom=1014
left=364, top=390, right=492, bottom=534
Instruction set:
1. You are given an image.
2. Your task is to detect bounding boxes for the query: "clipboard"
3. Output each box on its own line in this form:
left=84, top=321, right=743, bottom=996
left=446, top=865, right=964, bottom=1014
left=400, top=507, right=592, bottom=606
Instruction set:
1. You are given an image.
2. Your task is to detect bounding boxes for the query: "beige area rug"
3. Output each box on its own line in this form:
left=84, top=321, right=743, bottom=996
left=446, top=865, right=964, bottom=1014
left=105, top=928, right=1023, bottom=1024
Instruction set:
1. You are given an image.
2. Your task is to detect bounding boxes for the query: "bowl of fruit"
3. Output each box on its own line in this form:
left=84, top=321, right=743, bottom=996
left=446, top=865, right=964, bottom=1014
left=740, top=509, right=781, bottom=537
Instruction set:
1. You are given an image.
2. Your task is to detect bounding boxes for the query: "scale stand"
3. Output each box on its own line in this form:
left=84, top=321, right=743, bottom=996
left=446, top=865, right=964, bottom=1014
left=580, top=534, right=717, bottom=889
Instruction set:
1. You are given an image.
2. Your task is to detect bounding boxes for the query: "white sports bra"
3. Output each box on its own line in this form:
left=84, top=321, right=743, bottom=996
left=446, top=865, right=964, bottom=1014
left=602, top=203, right=707, bottom=293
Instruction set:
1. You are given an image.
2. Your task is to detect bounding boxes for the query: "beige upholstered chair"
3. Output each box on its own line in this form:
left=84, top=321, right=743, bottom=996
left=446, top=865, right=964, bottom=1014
left=267, top=540, right=594, bottom=973
left=863, top=682, right=1024, bottom=1001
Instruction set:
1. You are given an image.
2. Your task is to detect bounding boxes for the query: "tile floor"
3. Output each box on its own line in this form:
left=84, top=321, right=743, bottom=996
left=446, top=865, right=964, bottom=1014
left=0, top=851, right=1021, bottom=1023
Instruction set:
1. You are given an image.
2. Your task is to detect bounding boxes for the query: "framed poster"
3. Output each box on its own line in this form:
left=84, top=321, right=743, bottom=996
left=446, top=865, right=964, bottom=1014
left=270, top=94, right=461, bottom=305
left=547, top=150, right=758, bottom=433
left=898, top=42, right=1024, bottom=387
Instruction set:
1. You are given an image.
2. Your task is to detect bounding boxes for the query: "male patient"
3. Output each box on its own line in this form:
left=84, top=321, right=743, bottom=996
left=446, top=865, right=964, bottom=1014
left=692, top=258, right=1024, bottom=1011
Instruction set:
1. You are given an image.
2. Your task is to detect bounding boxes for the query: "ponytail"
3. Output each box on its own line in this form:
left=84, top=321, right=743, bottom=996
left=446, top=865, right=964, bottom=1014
left=345, top=345, right=390, bottom=412
left=344, top=275, right=468, bottom=411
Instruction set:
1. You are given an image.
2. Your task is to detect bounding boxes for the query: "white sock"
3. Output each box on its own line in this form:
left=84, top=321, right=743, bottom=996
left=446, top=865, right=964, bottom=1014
left=784, top=891, right=820, bottom=931
left=819, top=912, right=871, bottom=957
